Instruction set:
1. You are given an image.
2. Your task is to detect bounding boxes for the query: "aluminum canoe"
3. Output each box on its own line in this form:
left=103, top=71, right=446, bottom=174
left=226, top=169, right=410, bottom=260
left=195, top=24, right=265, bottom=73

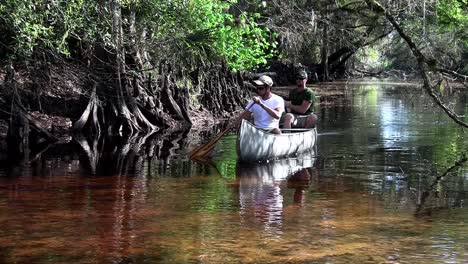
left=237, top=120, right=317, bottom=162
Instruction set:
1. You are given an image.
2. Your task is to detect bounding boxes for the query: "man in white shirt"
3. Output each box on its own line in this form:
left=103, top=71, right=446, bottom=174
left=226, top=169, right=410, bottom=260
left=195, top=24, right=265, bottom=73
left=237, top=75, right=284, bottom=134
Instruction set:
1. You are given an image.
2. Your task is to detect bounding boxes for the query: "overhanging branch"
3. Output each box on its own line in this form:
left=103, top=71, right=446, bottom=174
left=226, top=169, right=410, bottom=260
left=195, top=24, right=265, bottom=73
left=437, top=68, right=468, bottom=88
left=366, top=0, right=468, bottom=128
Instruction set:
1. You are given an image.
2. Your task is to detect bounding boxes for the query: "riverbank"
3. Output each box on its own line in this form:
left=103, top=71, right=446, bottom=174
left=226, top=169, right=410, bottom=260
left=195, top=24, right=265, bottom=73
left=0, top=78, right=411, bottom=140
left=2, top=77, right=462, bottom=143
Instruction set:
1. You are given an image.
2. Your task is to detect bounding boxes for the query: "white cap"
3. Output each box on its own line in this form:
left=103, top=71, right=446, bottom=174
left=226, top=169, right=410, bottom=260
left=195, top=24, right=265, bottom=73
left=253, top=75, right=273, bottom=87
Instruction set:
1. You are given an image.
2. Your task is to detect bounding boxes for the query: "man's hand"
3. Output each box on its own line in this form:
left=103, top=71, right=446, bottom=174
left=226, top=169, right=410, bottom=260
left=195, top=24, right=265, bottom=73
left=252, top=96, right=261, bottom=104
left=253, top=96, right=268, bottom=110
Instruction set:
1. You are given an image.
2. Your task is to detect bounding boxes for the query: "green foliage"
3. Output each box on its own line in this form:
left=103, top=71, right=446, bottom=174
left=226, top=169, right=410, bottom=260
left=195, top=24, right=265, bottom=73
left=3, top=0, right=464, bottom=73
left=0, top=0, right=274, bottom=71
left=0, top=0, right=97, bottom=58
left=437, top=0, right=468, bottom=29
left=437, top=0, right=468, bottom=46
left=213, top=11, right=276, bottom=70
left=139, top=0, right=276, bottom=71
left=355, top=46, right=389, bottom=71
left=352, top=0, right=467, bottom=74
left=380, top=38, right=417, bottom=71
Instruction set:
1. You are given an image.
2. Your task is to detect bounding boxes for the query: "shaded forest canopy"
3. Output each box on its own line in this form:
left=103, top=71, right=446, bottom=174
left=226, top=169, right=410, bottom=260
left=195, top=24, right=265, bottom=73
left=0, top=0, right=466, bottom=144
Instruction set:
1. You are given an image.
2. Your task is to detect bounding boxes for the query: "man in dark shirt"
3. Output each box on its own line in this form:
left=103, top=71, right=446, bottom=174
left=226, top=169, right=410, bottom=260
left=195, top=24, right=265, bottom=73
left=281, top=70, right=318, bottom=128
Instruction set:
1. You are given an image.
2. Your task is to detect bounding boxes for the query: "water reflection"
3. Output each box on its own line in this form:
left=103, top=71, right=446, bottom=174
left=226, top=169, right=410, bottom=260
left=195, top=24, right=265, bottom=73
left=0, top=82, right=467, bottom=264
left=234, top=156, right=316, bottom=237
left=0, top=129, right=215, bottom=263
left=415, top=154, right=468, bottom=217
left=0, top=127, right=205, bottom=178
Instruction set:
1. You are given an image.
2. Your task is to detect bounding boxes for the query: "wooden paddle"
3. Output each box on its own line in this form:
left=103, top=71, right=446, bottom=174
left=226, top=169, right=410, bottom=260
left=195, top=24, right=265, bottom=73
left=189, top=125, right=232, bottom=160
left=190, top=103, right=255, bottom=160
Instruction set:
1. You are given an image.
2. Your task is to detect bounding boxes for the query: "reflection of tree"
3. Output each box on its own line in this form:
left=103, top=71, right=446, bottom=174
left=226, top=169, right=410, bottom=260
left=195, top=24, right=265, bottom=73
left=74, top=134, right=101, bottom=175
left=0, top=128, right=203, bottom=263
left=415, top=154, right=467, bottom=217
left=155, top=128, right=191, bottom=176
left=73, top=128, right=193, bottom=177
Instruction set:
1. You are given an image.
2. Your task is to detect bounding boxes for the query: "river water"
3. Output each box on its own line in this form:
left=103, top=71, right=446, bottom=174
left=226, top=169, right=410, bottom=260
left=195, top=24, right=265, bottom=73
left=0, top=82, right=467, bottom=263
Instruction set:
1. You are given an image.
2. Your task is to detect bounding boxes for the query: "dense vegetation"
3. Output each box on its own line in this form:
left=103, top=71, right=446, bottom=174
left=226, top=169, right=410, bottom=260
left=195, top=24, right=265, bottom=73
left=0, top=0, right=277, bottom=146
left=0, top=0, right=466, bottom=151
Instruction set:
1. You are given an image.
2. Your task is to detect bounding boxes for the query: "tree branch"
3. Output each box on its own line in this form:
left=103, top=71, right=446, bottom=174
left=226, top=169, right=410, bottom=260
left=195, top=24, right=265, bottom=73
left=437, top=68, right=468, bottom=87
left=366, top=0, right=468, bottom=128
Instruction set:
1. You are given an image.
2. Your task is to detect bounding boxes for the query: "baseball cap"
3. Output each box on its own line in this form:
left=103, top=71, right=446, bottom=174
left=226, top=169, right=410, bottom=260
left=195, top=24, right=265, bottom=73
left=296, top=70, right=308, bottom=80
left=253, top=75, right=274, bottom=87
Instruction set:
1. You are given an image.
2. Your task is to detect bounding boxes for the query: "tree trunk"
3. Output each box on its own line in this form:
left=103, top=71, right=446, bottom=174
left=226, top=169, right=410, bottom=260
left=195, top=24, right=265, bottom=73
left=73, top=83, right=101, bottom=135
left=320, top=19, right=329, bottom=81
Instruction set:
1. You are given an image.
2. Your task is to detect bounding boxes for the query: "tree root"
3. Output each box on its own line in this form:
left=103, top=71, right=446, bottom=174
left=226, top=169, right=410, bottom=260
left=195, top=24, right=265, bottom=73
left=73, top=83, right=102, bottom=135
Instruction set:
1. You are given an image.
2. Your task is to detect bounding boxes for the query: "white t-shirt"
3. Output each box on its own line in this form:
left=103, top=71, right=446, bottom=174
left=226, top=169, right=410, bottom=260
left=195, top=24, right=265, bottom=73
left=245, top=94, right=284, bottom=129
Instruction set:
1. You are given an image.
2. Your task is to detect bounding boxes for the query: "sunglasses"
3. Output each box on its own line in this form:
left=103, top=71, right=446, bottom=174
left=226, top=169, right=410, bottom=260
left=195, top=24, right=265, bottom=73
left=255, top=85, right=267, bottom=90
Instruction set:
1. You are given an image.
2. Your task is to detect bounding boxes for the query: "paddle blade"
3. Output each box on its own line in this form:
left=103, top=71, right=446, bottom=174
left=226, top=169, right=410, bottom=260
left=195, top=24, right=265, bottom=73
left=190, top=127, right=230, bottom=160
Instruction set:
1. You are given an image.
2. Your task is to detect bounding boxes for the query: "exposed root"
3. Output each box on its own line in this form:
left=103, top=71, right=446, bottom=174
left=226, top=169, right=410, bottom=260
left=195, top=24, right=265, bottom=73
left=73, top=83, right=102, bottom=135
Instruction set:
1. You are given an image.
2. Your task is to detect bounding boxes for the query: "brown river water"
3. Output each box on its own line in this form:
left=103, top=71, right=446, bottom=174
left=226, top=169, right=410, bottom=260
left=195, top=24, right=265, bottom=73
left=0, top=82, right=467, bottom=263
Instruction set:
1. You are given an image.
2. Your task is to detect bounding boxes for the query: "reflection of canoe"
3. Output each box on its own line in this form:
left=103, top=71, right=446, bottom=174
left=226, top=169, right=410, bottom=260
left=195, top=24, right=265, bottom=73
left=237, top=120, right=317, bottom=162
left=236, top=154, right=316, bottom=182
left=236, top=156, right=316, bottom=229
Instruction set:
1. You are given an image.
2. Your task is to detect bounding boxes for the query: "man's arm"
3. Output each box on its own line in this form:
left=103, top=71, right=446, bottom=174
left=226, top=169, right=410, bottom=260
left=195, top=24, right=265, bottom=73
left=257, top=101, right=283, bottom=119
left=285, top=100, right=312, bottom=114
left=235, top=110, right=253, bottom=128
left=285, top=89, right=314, bottom=114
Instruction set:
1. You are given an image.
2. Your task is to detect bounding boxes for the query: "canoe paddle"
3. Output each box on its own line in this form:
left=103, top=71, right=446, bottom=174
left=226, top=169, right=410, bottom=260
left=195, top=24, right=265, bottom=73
left=190, top=103, right=255, bottom=160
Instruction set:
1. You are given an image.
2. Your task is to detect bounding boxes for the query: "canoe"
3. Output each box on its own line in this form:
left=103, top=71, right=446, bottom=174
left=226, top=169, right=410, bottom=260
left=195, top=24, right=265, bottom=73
left=237, top=120, right=317, bottom=162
